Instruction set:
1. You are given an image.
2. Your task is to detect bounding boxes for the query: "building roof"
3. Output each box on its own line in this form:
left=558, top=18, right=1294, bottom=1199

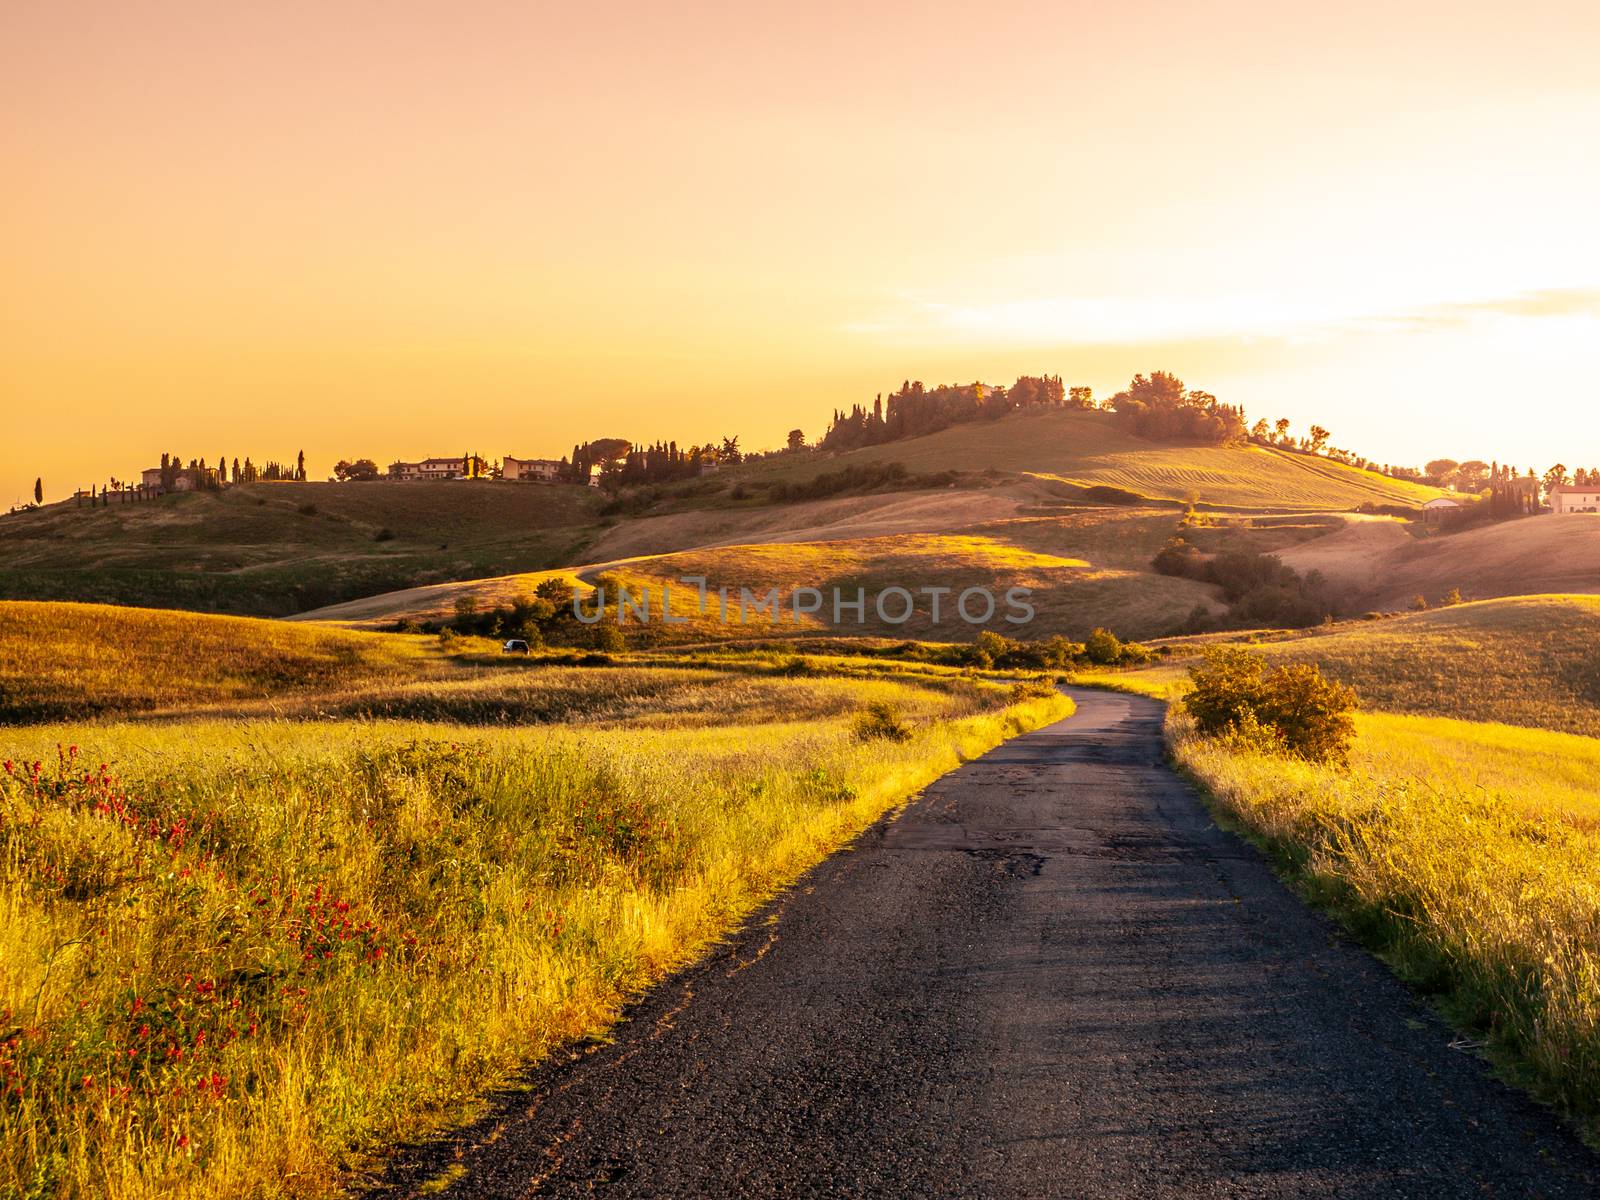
left=1548, top=483, right=1597, bottom=493
left=1422, top=497, right=1462, bottom=507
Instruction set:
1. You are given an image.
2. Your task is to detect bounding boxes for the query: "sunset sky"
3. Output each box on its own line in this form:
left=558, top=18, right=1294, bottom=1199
left=3, top=1, right=1599, bottom=505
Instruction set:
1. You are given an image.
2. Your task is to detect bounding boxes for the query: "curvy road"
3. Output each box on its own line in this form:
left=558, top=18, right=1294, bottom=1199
left=373, top=689, right=1600, bottom=1198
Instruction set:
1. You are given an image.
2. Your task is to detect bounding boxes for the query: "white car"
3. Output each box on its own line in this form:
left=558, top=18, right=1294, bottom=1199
left=502, top=638, right=531, bottom=655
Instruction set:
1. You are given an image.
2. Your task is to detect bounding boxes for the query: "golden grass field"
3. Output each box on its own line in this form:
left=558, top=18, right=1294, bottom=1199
left=1075, top=595, right=1600, bottom=737
left=294, top=508, right=1358, bottom=643
left=1172, top=706, right=1600, bottom=1135
left=0, top=602, right=431, bottom=724
left=0, top=601, right=1071, bottom=1199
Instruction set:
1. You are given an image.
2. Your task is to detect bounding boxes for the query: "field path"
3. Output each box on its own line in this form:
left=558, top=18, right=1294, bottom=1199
left=373, top=690, right=1600, bottom=1198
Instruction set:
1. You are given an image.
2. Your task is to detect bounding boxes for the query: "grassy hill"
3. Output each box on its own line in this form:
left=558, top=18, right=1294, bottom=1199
left=1277, top=512, right=1600, bottom=609
left=737, top=408, right=1446, bottom=510
left=296, top=508, right=1351, bottom=641
left=0, top=480, right=601, bottom=615
left=1092, top=595, right=1600, bottom=737
left=0, top=600, right=433, bottom=723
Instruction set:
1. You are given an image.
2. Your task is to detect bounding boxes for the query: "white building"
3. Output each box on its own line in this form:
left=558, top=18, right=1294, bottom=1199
left=389, top=457, right=468, bottom=481
left=502, top=456, right=566, bottom=483
left=1549, top=484, right=1600, bottom=514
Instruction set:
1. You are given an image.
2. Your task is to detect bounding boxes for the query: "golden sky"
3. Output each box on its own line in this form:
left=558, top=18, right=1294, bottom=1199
left=4, top=0, right=1599, bottom=504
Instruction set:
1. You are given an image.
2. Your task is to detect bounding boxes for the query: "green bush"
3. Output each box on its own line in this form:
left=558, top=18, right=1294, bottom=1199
left=1184, top=647, right=1357, bottom=764
left=1083, top=626, right=1124, bottom=665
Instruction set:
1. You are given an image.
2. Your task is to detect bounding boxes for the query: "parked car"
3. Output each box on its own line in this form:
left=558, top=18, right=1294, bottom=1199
left=502, top=638, right=531, bottom=655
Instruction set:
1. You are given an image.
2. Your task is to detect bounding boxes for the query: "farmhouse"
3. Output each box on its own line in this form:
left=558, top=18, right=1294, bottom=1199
left=502, top=456, right=565, bottom=483
left=1421, top=496, right=1462, bottom=522
left=1549, top=484, right=1600, bottom=514
left=388, top=457, right=468, bottom=481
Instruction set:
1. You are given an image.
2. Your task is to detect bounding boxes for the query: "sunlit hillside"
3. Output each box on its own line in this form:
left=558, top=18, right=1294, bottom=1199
left=1276, top=512, right=1600, bottom=609
left=737, top=407, right=1447, bottom=510
left=1090, top=595, right=1600, bottom=737
left=295, top=508, right=1351, bottom=641
left=0, top=601, right=431, bottom=723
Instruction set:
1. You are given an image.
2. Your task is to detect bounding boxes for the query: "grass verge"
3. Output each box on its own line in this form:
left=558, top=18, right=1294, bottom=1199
left=1169, top=705, right=1600, bottom=1141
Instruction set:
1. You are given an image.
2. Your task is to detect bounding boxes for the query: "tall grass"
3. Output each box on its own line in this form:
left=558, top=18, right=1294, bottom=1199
left=0, top=603, right=427, bottom=724
left=1172, top=708, right=1600, bottom=1135
left=0, top=682, right=1070, bottom=1198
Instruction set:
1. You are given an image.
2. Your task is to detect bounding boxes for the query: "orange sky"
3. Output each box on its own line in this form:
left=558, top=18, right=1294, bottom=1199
left=4, top=1, right=1599, bottom=505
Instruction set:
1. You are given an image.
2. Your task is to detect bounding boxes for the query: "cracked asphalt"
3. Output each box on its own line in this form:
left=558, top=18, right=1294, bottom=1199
left=368, top=689, right=1600, bottom=1198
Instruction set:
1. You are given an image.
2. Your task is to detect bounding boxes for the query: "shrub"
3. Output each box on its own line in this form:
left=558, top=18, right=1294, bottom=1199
left=854, top=701, right=911, bottom=742
left=1083, top=626, right=1124, bottom=665
left=1152, top=535, right=1204, bottom=577
left=373, top=527, right=396, bottom=542
left=1184, top=647, right=1357, bottom=764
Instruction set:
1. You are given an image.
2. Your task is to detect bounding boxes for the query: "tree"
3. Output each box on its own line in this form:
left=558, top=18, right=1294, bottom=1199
left=1454, top=460, right=1491, bottom=493
left=1424, top=459, right=1459, bottom=486
left=334, top=458, right=381, bottom=482
left=719, top=435, right=742, bottom=464
left=1273, top=418, right=1291, bottom=444
left=1542, top=464, right=1571, bottom=497
left=1067, top=386, right=1094, bottom=409
left=786, top=429, right=806, bottom=451
left=33, top=478, right=42, bottom=505
left=1307, top=425, right=1330, bottom=454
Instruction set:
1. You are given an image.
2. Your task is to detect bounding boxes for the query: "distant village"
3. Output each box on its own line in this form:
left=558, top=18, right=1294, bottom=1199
left=55, top=441, right=733, bottom=507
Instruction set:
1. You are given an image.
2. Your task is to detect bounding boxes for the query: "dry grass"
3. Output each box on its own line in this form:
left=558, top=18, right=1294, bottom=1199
left=739, top=407, right=1445, bottom=510
left=0, top=602, right=429, bottom=724
left=0, top=657, right=1069, bottom=1198
left=1082, top=595, right=1600, bottom=736
left=1173, top=706, right=1600, bottom=1136
left=1278, top=512, right=1600, bottom=610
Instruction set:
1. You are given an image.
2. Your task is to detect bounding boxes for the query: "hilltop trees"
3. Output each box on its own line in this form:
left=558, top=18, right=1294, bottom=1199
left=819, top=374, right=1069, bottom=452
left=1108, top=372, right=1247, bottom=445
left=33, top=478, right=42, bottom=505
left=334, top=459, right=381, bottom=481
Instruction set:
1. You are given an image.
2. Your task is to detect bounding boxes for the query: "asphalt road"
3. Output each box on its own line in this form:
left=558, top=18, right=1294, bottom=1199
left=372, top=689, right=1600, bottom=1198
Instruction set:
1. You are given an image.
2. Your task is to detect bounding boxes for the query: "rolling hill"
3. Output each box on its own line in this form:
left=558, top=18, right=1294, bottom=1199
left=1276, top=512, right=1600, bottom=609
left=294, top=507, right=1348, bottom=641
left=0, top=408, right=1448, bottom=622
left=738, top=408, right=1446, bottom=510
left=0, top=480, right=601, bottom=615
left=1100, top=595, right=1600, bottom=737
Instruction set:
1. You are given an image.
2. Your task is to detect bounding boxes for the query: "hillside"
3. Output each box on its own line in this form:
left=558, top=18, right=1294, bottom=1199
left=0, top=600, right=432, bottom=722
left=1276, top=512, right=1600, bottom=609
left=296, top=508, right=1346, bottom=641
left=1099, top=595, right=1600, bottom=737
left=0, top=480, right=602, bottom=615
left=737, top=407, right=1447, bottom=511
left=0, top=408, right=1449, bottom=622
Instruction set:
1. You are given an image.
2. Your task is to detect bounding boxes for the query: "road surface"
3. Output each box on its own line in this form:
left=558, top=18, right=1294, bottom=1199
left=373, top=689, right=1600, bottom=1198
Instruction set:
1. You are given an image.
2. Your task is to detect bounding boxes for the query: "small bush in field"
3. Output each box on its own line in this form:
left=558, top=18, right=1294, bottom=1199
left=1083, top=627, right=1123, bottom=665
left=854, top=701, right=910, bottom=742
left=1185, top=647, right=1357, bottom=764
